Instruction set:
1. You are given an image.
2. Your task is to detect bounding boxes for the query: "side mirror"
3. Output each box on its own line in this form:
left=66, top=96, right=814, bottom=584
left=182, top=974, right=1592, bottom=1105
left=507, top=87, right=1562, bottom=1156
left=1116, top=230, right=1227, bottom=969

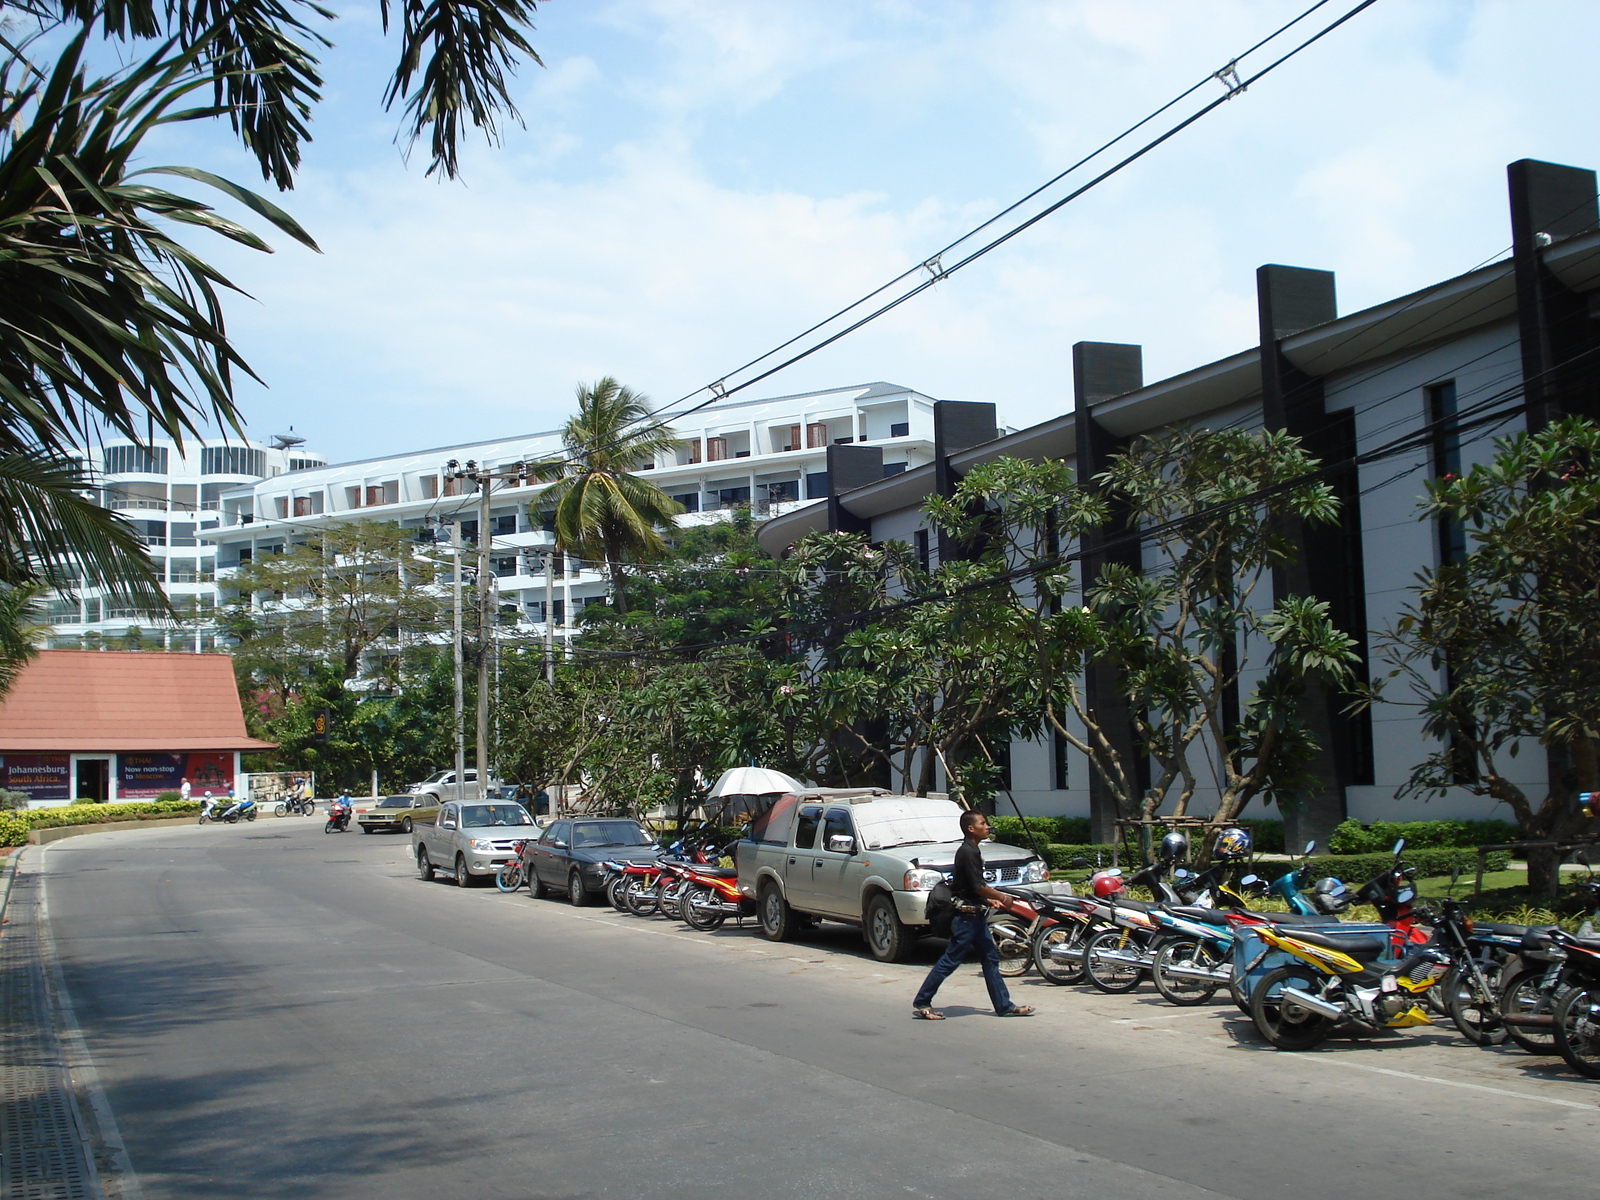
left=1070, top=857, right=1091, bottom=869
left=1105, top=867, right=1123, bottom=878
left=827, top=834, right=855, bottom=854
left=553, top=840, right=567, bottom=850
left=1574, top=850, right=1592, bottom=867
left=1304, top=840, right=1316, bottom=855
left=1392, top=838, right=1405, bottom=855
left=1240, top=874, right=1260, bottom=886
left=1174, top=868, right=1191, bottom=880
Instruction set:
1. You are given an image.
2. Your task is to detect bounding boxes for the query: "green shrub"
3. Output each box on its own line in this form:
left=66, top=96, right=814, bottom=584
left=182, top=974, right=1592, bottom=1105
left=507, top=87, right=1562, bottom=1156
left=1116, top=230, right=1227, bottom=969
left=1042, top=843, right=1120, bottom=870
left=70, top=795, right=104, bottom=805
left=155, top=791, right=183, bottom=804
left=989, top=816, right=1089, bottom=845
left=0, top=800, right=202, bottom=845
left=0, top=789, right=28, bottom=811
left=1327, top=819, right=1521, bottom=854
left=0, top=812, right=28, bottom=846
left=1306, top=847, right=1509, bottom=882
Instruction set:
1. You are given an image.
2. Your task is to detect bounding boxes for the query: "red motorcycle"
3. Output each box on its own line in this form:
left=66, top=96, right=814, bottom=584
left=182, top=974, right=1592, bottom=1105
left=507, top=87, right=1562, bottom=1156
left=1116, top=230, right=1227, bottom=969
left=680, top=863, right=755, bottom=931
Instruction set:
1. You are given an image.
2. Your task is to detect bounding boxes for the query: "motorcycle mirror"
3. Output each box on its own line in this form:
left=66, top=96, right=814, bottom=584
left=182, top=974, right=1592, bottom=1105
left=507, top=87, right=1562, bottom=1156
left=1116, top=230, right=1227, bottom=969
left=1105, top=867, right=1123, bottom=878
left=1070, top=857, right=1091, bottom=869
left=1240, top=874, right=1259, bottom=886
left=1303, top=840, right=1316, bottom=856
left=1392, top=837, right=1405, bottom=856
left=1174, top=868, right=1190, bottom=879
left=1574, top=849, right=1591, bottom=868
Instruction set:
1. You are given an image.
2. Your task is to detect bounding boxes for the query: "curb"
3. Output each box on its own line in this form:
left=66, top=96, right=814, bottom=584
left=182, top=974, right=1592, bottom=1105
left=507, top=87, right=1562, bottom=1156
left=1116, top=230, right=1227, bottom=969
left=0, top=844, right=22, bottom=927
left=27, top=817, right=200, bottom=846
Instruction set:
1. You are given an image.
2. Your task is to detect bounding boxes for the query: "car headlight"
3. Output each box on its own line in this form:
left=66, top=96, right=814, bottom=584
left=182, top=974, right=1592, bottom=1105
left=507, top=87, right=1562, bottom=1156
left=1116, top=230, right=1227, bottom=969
left=903, top=868, right=945, bottom=891
left=1023, top=860, right=1048, bottom=883
left=470, top=838, right=495, bottom=851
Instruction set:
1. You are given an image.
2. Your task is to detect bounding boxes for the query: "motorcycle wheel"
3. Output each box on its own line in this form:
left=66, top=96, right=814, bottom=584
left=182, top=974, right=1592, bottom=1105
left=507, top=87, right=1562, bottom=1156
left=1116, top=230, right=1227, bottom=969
left=682, top=884, right=726, bottom=932
left=273, top=803, right=288, bottom=817
left=496, top=862, right=525, bottom=893
left=1442, top=962, right=1506, bottom=1046
left=622, top=879, right=659, bottom=918
left=1032, top=924, right=1087, bottom=986
left=989, top=916, right=1032, bottom=977
left=247, top=810, right=256, bottom=822
left=607, top=875, right=629, bottom=912
left=1152, top=937, right=1225, bottom=1006
left=324, top=820, right=335, bottom=834
left=1553, top=985, right=1600, bottom=1079
left=1251, top=965, right=1338, bottom=1051
left=657, top=879, right=686, bottom=921
left=1499, top=965, right=1559, bottom=1054
left=1083, top=928, right=1146, bottom=994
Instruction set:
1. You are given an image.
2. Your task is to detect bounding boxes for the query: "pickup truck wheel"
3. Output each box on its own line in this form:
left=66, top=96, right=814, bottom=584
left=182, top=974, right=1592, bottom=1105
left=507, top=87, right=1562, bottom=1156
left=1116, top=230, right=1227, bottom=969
left=417, top=846, right=434, bottom=881
left=455, top=855, right=471, bottom=888
left=864, top=893, right=909, bottom=963
left=759, top=883, right=795, bottom=942
left=401, top=816, right=413, bottom=834
left=568, top=870, right=590, bottom=907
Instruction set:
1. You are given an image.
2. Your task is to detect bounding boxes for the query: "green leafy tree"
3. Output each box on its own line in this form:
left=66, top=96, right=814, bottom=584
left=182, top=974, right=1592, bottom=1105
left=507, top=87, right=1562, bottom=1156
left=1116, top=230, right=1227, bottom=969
left=221, top=521, right=445, bottom=690
left=531, top=378, right=685, bottom=614
left=1373, top=417, right=1600, bottom=895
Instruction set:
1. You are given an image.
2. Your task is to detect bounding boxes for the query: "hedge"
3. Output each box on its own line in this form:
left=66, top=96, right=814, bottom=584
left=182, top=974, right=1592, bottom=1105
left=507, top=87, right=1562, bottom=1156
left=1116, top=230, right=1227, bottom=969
left=1327, top=818, right=1521, bottom=854
left=990, top=816, right=1285, bottom=856
left=1306, top=847, right=1510, bottom=882
left=0, top=800, right=201, bottom=846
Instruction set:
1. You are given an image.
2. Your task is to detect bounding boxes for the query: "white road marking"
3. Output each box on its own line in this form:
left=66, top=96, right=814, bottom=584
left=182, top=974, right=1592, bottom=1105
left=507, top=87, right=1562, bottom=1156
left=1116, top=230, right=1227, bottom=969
left=1313, top=1056, right=1598, bottom=1111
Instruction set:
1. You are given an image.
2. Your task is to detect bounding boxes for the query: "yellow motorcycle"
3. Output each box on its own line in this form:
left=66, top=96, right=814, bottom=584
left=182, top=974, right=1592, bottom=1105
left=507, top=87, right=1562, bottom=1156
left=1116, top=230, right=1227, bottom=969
left=1248, top=898, right=1479, bottom=1050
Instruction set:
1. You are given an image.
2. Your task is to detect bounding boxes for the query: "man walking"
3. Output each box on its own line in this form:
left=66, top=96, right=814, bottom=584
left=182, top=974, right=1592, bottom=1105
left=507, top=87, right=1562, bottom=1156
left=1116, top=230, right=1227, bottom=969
left=912, top=811, right=1035, bottom=1020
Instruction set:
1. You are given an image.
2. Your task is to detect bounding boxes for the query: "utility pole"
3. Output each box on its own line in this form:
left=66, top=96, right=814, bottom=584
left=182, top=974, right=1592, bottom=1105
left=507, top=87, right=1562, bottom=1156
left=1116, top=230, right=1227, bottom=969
left=448, top=521, right=465, bottom=806
left=544, top=550, right=555, bottom=684
left=477, top=475, right=492, bottom=796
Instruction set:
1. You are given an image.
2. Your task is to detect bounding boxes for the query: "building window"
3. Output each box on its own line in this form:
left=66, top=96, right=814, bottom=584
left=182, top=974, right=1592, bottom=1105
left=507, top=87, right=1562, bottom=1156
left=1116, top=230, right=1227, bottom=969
left=1428, top=380, right=1467, bottom=566
left=275, top=497, right=289, bottom=519
left=1052, top=729, right=1069, bottom=790
left=201, top=446, right=267, bottom=476
left=890, top=422, right=909, bottom=438
left=805, top=472, right=829, bottom=499
left=883, top=462, right=906, bottom=476
left=103, top=445, right=169, bottom=475
left=706, top=437, right=728, bottom=462
left=764, top=480, right=799, bottom=504
left=672, top=493, right=699, bottom=514
left=914, top=529, right=930, bottom=573
left=287, top=457, right=324, bottom=471
left=492, top=514, right=517, bottom=535
left=806, top=423, right=828, bottom=449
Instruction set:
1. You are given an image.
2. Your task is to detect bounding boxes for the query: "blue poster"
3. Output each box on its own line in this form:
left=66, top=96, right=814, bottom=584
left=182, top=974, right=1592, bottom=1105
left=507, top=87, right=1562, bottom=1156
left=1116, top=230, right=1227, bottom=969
left=1, top=754, right=70, bottom=801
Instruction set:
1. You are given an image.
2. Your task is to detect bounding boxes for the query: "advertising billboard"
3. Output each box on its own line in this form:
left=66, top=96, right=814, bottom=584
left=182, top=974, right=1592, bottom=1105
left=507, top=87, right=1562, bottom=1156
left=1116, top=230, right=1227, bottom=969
left=0, top=754, right=70, bottom=802
left=117, top=752, right=235, bottom=800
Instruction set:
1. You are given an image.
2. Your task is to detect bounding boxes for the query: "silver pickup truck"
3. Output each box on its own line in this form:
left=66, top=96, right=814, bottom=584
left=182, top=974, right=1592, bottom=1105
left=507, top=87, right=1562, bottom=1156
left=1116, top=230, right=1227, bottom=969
left=412, top=799, right=541, bottom=887
left=736, top=788, right=1048, bottom=963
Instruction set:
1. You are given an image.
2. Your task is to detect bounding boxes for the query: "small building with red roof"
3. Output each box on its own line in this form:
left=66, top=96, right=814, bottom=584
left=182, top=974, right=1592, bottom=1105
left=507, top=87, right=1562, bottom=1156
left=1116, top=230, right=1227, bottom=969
left=0, top=650, right=275, bottom=805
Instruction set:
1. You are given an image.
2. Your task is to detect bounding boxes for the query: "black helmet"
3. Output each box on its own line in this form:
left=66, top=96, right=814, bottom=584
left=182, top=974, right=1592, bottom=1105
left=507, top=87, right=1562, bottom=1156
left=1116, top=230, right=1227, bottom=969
left=1311, top=876, right=1350, bottom=914
left=1158, top=831, right=1189, bottom=863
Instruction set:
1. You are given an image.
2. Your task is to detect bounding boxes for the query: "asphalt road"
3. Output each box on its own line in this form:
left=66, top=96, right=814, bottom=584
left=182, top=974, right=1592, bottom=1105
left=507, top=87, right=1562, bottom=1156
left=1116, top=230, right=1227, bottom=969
left=33, top=820, right=1600, bottom=1200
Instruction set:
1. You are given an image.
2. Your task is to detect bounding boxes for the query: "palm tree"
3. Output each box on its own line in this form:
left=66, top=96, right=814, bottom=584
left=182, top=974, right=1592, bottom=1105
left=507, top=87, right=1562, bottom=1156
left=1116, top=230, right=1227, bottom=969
left=532, top=378, right=684, bottom=614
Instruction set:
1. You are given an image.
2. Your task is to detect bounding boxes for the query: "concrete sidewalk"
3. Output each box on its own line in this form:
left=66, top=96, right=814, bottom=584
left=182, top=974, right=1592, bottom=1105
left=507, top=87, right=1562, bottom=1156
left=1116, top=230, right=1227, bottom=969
left=0, top=851, right=107, bottom=1200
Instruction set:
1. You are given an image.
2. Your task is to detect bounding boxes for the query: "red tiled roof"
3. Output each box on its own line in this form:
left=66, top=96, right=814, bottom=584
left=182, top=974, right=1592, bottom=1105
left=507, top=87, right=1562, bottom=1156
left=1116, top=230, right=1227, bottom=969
left=0, top=650, right=276, bottom=752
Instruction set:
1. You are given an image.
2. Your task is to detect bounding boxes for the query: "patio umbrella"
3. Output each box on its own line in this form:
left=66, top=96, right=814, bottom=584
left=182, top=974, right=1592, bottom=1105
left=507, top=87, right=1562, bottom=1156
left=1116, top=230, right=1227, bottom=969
left=707, top=766, right=804, bottom=798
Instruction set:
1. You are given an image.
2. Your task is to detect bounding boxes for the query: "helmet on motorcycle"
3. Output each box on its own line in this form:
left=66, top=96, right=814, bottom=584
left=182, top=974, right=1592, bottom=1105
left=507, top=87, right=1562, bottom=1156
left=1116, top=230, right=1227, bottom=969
left=1158, top=832, right=1188, bottom=863
left=1585, top=792, right=1600, bottom=819
left=1213, top=827, right=1252, bottom=860
left=1311, top=876, right=1350, bottom=914
left=1090, top=869, right=1125, bottom=899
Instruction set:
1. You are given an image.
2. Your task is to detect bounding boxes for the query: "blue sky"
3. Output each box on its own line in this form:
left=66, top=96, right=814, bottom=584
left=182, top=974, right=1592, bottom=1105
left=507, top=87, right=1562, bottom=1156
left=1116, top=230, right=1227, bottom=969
left=141, top=1, right=1600, bottom=462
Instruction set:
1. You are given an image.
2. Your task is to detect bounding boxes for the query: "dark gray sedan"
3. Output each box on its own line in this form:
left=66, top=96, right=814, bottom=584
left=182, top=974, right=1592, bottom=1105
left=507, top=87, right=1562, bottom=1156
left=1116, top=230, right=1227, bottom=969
left=524, top=818, right=661, bottom=906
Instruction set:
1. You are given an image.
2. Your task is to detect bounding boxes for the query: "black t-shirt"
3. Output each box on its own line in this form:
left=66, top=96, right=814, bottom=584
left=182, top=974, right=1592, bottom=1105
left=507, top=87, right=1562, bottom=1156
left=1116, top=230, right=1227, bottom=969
left=951, top=838, right=986, bottom=906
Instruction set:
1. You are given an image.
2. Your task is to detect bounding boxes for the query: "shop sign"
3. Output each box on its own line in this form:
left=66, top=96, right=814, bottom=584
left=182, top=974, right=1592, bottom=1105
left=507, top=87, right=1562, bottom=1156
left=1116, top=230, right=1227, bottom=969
left=0, top=754, right=70, bottom=802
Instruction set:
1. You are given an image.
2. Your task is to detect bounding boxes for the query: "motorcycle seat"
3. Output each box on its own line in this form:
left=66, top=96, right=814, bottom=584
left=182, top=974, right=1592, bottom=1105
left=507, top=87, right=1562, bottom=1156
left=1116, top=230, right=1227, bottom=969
left=1234, top=909, right=1327, bottom=925
left=1104, top=898, right=1156, bottom=912
left=1166, top=905, right=1230, bottom=926
left=1471, top=920, right=1533, bottom=937
left=689, top=866, right=738, bottom=880
left=1279, top=928, right=1390, bottom=960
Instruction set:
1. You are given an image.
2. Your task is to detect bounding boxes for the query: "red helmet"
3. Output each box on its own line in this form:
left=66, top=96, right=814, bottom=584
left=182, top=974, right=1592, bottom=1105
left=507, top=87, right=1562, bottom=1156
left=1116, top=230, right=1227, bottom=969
left=1090, top=869, right=1125, bottom=899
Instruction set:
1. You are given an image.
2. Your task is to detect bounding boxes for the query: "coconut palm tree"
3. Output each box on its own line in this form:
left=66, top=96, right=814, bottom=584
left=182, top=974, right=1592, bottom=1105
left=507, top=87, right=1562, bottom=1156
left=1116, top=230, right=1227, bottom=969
left=532, top=378, right=684, bottom=614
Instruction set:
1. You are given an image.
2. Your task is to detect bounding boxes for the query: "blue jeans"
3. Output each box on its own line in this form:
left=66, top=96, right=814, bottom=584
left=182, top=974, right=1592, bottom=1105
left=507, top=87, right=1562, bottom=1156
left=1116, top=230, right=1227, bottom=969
left=913, top=911, right=1016, bottom=1013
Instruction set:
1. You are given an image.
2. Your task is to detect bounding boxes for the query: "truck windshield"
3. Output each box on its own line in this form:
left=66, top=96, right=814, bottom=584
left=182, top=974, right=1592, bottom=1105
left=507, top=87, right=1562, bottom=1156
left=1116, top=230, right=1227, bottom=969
left=853, top=804, right=963, bottom=849
left=460, top=805, right=535, bottom=827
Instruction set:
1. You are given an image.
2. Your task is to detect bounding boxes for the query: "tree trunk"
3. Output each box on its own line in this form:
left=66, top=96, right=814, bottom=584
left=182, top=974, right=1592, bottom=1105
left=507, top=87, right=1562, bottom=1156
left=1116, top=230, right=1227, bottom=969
left=1527, top=843, right=1563, bottom=898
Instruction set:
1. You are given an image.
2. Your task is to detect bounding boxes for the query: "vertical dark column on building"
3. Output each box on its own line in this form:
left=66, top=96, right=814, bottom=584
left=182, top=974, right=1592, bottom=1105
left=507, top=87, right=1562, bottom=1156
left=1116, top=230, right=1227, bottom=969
left=1073, top=341, right=1144, bottom=844
left=1506, top=160, right=1600, bottom=809
left=1257, top=264, right=1367, bottom=847
left=932, top=400, right=999, bottom=564
left=824, top=443, right=883, bottom=535
left=1507, top=159, right=1600, bottom=432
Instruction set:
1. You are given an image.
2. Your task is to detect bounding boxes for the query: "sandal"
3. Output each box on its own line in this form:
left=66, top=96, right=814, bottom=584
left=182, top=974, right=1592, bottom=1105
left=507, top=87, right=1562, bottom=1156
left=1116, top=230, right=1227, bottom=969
left=912, top=1007, right=946, bottom=1020
left=998, top=1005, right=1035, bottom=1017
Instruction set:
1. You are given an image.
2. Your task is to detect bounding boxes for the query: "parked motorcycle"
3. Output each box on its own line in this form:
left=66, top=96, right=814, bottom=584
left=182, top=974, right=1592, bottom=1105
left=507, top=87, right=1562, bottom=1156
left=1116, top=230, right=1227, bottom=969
left=680, top=865, right=757, bottom=932
left=1248, top=895, right=1484, bottom=1050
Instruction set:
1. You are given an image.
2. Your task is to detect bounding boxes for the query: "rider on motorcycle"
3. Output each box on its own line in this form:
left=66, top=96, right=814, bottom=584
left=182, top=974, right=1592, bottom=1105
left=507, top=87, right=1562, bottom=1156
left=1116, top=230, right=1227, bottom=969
left=329, top=792, right=353, bottom=829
